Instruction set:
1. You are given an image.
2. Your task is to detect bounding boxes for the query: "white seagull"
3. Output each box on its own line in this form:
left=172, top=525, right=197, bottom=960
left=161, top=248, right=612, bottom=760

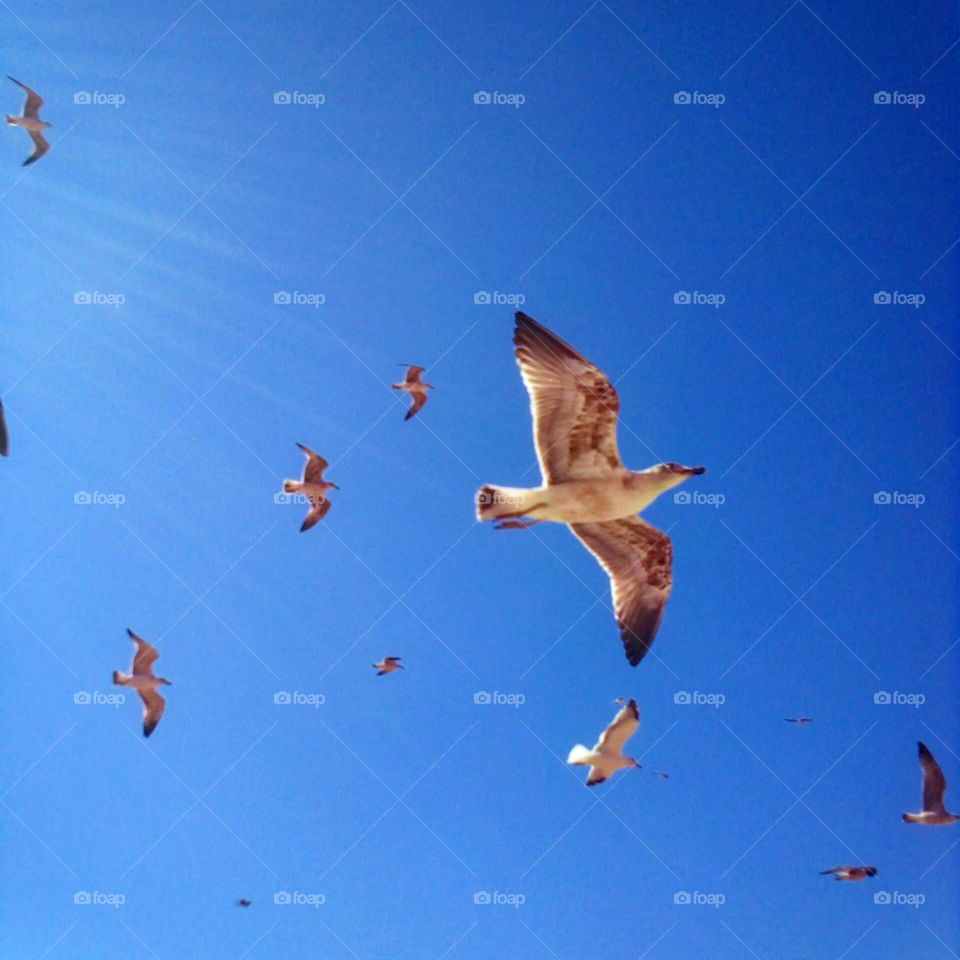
left=820, top=865, right=877, bottom=882
left=283, top=443, right=338, bottom=532
left=6, top=76, right=51, bottom=166
left=113, top=628, right=172, bottom=737
left=476, top=312, right=705, bottom=665
left=392, top=365, right=432, bottom=421
left=373, top=656, right=404, bottom=676
left=567, top=698, right=642, bottom=786
left=903, top=741, right=960, bottom=826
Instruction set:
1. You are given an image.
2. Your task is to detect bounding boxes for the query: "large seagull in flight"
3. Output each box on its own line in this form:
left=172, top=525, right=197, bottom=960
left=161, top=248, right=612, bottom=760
left=476, top=312, right=705, bottom=666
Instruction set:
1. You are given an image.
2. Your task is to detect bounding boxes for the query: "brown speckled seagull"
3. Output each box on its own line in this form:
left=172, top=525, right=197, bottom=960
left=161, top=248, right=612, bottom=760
left=283, top=443, right=338, bottom=532
left=112, top=628, right=171, bottom=737
left=392, top=365, right=432, bottom=421
left=475, top=312, right=705, bottom=666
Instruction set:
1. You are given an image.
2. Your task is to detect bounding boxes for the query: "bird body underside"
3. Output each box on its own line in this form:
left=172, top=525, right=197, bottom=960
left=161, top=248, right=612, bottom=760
left=7, top=116, right=45, bottom=132
left=114, top=673, right=166, bottom=690
left=903, top=811, right=960, bottom=825
left=479, top=474, right=665, bottom=525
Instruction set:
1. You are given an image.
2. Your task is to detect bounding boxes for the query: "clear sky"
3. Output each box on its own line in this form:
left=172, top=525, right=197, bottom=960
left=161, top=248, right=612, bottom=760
left=2, top=1, right=959, bottom=957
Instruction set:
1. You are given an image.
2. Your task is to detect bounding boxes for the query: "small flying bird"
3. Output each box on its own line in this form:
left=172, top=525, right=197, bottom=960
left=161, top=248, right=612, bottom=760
left=567, top=698, right=642, bottom=786
left=0, top=398, right=8, bottom=457
left=373, top=656, right=404, bottom=676
left=903, top=741, right=960, bottom=826
left=236, top=899, right=253, bottom=908
left=6, top=76, right=51, bottom=166
left=820, top=866, right=877, bottom=882
left=652, top=771, right=670, bottom=779
left=786, top=717, right=814, bottom=725
left=476, top=312, right=706, bottom=666
left=283, top=443, right=338, bottom=532
left=113, top=628, right=172, bottom=737
left=391, top=364, right=432, bottom=421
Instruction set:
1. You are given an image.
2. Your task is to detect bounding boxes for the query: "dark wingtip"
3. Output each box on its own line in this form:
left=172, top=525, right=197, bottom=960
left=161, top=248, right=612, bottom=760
left=126, top=627, right=135, bottom=639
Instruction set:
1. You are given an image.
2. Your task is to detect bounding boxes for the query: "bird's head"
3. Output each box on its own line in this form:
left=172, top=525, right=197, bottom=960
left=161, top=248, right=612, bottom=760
left=160, top=678, right=173, bottom=686
left=639, top=461, right=706, bottom=494
left=629, top=757, right=642, bottom=769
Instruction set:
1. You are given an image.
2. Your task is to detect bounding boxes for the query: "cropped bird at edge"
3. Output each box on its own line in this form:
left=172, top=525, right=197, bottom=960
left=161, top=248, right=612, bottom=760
left=903, top=741, right=959, bottom=825
left=113, top=629, right=171, bottom=737
left=6, top=76, right=51, bottom=165
left=0, top=398, right=8, bottom=456
left=476, top=312, right=705, bottom=666
left=567, top=698, right=642, bottom=786
left=392, top=364, right=432, bottom=421
left=283, top=443, right=338, bottom=532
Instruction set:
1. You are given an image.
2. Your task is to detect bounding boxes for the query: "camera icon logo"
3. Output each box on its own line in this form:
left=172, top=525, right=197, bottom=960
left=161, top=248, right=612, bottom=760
left=473, top=91, right=492, bottom=104
left=274, top=691, right=292, bottom=705
left=273, top=891, right=291, bottom=904
left=274, top=291, right=292, bottom=305
left=473, top=291, right=491, bottom=304
left=874, top=291, right=891, bottom=304
left=874, top=891, right=891, bottom=904
left=673, top=91, right=691, bottom=104
left=74, top=691, right=91, bottom=705
left=874, top=691, right=891, bottom=705
left=74, top=491, right=92, bottom=505
left=673, top=291, right=691, bottom=305
left=74, top=91, right=92, bottom=105
left=473, top=691, right=491, bottom=705
left=873, top=91, right=891, bottom=105
left=74, top=291, right=92, bottom=305
left=274, top=91, right=291, bottom=104
left=673, top=491, right=691, bottom=504
left=74, top=892, right=91, bottom=905
left=673, top=891, right=691, bottom=904
left=473, top=891, right=491, bottom=904
left=873, top=491, right=891, bottom=505
left=673, top=691, right=691, bottom=705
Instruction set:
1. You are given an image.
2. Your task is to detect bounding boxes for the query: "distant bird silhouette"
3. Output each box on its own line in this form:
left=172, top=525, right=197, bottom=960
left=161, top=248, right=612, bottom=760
left=236, top=898, right=252, bottom=908
left=785, top=716, right=813, bottom=725
left=820, top=865, right=877, bottom=882
left=373, top=656, right=404, bottom=676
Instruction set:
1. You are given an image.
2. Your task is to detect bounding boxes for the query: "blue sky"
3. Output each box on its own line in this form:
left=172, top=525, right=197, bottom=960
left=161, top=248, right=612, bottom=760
left=2, top=0, right=959, bottom=957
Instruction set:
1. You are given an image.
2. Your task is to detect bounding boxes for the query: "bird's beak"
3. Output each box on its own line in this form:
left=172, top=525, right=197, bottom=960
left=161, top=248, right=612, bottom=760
left=671, top=464, right=706, bottom=476
left=332, top=484, right=341, bottom=490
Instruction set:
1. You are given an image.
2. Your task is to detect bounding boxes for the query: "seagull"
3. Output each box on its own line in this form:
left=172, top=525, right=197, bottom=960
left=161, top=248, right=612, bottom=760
left=652, top=771, right=670, bottom=779
left=903, top=741, right=960, bottom=826
left=567, top=698, right=642, bottom=786
left=0, top=398, right=8, bottom=457
left=112, top=628, right=171, bottom=737
left=819, top=866, right=877, bottom=882
left=786, top=716, right=814, bottom=725
left=391, top=365, right=432, bottom=421
left=476, top=312, right=705, bottom=666
left=283, top=443, right=338, bottom=532
left=6, top=76, right=51, bottom=166
left=236, top=899, right=253, bottom=908
left=373, top=656, right=404, bottom=676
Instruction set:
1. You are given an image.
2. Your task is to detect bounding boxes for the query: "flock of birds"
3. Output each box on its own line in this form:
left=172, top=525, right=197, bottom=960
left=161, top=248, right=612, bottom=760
left=7, top=77, right=953, bottom=905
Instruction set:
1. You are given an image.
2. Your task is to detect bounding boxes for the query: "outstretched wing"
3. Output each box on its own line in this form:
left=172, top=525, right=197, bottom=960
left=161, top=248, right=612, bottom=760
left=139, top=688, right=166, bottom=737
left=8, top=76, right=43, bottom=117
left=128, top=628, right=160, bottom=676
left=404, top=365, right=425, bottom=384
left=570, top=517, right=672, bottom=666
left=919, top=741, right=947, bottom=813
left=301, top=496, right=332, bottom=532
left=513, top=312, right=623, bottom=483
left=297, top=443, right=329, bottom=483
left=405, top=390, right=429, bottom=421
left=595, top=699, right=640, bottom=754
left=24, top=129, right=49, bottom=166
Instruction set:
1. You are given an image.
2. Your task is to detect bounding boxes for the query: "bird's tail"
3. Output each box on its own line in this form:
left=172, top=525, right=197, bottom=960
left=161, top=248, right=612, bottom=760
left=475, top=484, right=535, bottom=521
left=902, top=813, right=922, bottom=824
left=283, top=480, right=303, bottom=494
left=5, top=115, right=14, bottom=125
left=567, top=744, right=593, bottom=765
left=113, top=670, right=130, bottom=686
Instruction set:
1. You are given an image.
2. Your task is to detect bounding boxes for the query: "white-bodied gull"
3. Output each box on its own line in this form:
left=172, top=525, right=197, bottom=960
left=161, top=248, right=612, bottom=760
left=567, top=698, right=641, bottom=786
left=903, top=741, right=960, bottom=826
left=6, top=76, right=51, bottom=166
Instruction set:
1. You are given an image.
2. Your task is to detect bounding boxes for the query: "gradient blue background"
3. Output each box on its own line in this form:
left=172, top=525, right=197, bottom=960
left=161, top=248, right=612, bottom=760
left=2, top=1, right=959, bottom=957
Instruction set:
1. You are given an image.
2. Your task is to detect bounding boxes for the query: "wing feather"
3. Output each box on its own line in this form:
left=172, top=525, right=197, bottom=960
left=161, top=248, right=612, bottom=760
left=128, top=628, right=159, bottom=676
left=919, top=741, right=947, bottom=813
left=595, top=699, right=639, bottom=753
left=139, top=689, right=166, bottom=737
